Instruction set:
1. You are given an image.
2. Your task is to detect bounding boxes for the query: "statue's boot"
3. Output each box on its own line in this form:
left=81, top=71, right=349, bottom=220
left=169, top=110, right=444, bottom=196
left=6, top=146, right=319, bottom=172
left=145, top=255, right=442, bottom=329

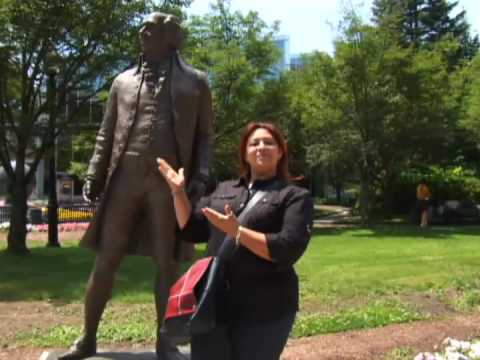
left=57, top=336, right=96, bottom=360
left=156, top=335, right=189, bottom=360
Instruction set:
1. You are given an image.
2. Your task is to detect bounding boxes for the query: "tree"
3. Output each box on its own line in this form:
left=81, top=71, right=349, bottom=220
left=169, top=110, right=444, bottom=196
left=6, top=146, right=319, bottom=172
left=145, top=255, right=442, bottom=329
left=287, top=12, right=458, bottom=221
left=459, top=53, right=480, bottom=148
left=184, top=0, right=280, bottom=180
left=0, top=0, right=191, bottom=254
left=372, top=0, right=478, bottom=63
left=285, top=51, right=357, bottom=195
left=422, top=0, right=479, bottom=62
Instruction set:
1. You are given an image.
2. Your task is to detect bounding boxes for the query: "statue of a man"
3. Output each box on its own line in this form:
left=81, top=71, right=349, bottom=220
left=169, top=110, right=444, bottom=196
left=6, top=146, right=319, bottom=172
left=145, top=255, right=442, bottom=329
left=59, top=12, right=213, bottom=360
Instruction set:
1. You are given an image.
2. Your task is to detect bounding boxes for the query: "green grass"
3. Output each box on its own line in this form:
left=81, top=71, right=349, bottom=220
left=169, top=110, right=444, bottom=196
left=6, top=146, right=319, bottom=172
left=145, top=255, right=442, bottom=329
left=15, top=304, right=157, bottom=347
left=292, top=299, right=424, bottom=337
left=298, top=225, right=480, bottom=302
left=0, top=240, right=206, bottom=303
left=2, top=225, right=480, bottom=346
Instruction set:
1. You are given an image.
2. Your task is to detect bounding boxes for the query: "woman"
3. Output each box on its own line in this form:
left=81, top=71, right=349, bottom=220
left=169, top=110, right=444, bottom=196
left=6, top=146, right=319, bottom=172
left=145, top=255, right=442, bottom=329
left=416, top=178, right=432, bottom=227
left=157, top=122, right=313, bottom=360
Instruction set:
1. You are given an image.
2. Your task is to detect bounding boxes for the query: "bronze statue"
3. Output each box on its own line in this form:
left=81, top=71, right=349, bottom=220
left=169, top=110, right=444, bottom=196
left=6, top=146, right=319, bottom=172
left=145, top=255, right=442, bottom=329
left=59, top=12, right=213, bottom=360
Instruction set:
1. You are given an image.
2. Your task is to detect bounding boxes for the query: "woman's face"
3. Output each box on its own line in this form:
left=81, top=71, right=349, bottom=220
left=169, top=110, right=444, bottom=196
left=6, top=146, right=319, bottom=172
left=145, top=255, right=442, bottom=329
left=245, top=128, right=283, bottom=179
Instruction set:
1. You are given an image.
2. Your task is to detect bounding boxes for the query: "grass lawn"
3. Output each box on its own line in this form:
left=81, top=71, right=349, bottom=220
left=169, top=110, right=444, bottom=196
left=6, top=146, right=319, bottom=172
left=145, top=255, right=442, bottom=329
left=1, top=225, right=480, bottom=345
left=295, top=225, right=480, bottom=336
left=300, top=225, right=480, bottom=300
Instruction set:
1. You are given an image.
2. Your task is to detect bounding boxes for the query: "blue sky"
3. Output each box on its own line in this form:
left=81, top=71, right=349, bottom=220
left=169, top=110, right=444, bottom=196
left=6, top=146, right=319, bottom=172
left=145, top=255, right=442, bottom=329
left=187, top=0, right=480, bottom=55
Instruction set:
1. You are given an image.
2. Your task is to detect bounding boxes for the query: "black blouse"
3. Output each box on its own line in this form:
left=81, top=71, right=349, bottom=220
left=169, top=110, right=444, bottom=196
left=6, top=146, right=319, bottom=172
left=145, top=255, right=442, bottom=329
left=181, top=177, right=314, bottom=323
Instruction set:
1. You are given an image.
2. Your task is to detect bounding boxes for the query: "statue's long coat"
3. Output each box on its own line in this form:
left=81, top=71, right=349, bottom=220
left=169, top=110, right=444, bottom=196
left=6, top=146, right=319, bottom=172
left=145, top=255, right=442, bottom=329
left=80, top=54, right=214, bottom=256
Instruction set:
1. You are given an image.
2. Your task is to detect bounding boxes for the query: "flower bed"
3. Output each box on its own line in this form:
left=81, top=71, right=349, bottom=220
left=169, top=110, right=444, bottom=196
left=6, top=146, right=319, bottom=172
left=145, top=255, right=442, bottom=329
left=0, top=222, right=89, bottom=233
left=0, top=222, right=9, bottom=232
left=42, top=207, right=94, bottom=222
left=415, top=338, right=480, bottom=360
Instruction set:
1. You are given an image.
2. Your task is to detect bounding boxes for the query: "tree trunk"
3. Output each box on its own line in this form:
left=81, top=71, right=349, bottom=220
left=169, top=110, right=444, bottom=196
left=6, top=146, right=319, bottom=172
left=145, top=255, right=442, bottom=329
left=382, top=174, right=395, bottom=217
left=359, top=167, right=372, bottom=227
left=7, top=177, right=29, bottom=255
left=6, top=149, right=30, bottom=255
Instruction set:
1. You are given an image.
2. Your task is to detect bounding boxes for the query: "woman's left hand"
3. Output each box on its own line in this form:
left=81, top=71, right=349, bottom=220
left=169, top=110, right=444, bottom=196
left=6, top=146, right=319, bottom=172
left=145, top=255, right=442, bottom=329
left=202, top=204, right=239, bottom=237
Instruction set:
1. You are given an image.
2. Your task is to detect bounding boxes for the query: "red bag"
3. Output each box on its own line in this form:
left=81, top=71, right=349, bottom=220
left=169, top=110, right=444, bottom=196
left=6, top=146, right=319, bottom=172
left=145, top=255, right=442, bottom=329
left=165, top=255, right=225, bottom=338
left=165, top=256, right=213, bottom=320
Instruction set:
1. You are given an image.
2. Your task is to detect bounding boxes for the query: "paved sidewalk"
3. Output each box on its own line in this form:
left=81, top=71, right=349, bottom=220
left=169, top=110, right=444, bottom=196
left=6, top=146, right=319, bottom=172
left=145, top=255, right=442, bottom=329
left=314, top=204, right=359, bottom=227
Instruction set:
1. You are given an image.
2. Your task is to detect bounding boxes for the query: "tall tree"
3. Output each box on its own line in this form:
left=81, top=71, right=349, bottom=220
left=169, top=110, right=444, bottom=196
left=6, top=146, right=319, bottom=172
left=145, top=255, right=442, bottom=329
left=423, top=0, right=479, bottom=62
left=372, top=0, right=426, bottom=45
left=372, top=0, right=478, bottom=62
left=423, top=0, right=461, bottom=42
left=0, top=0, right=190, bottom=254
left=372, top=0, right=407, bottom=42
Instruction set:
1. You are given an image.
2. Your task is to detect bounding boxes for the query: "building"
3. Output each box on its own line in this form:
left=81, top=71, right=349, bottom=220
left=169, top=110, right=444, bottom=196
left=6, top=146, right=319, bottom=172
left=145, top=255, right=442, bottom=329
left=271, top=36, right=306, bottom=75
left=271, top=35, right=290, bottom=78
left=289, top=53, right=305, bottom=70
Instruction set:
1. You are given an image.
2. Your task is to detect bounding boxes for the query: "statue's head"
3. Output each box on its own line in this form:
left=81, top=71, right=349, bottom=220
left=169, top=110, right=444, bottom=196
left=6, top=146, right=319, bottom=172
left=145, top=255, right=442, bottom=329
left=139, top=12, right=184, bottom=59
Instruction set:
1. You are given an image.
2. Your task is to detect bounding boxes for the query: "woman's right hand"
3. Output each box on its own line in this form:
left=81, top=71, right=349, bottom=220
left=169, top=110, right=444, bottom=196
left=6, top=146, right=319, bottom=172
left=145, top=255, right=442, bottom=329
left=156, top=158, right=185, bottom=195
left=157, top=158, right=192, bottom=229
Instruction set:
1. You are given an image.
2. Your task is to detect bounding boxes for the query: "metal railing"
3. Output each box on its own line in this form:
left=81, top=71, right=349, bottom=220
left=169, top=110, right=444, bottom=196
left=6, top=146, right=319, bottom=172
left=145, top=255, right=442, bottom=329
left=0, top=206, right=10, bottom=224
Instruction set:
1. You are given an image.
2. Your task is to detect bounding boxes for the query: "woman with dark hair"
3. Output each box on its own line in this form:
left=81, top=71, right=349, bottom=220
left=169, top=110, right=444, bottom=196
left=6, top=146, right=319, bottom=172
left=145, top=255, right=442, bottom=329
left=157, top=122, right=313, bottom=360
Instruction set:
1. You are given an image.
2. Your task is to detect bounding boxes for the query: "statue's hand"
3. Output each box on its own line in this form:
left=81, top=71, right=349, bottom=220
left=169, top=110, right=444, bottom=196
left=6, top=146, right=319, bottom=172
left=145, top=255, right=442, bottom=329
left=82, top=178, right=100, bottom=203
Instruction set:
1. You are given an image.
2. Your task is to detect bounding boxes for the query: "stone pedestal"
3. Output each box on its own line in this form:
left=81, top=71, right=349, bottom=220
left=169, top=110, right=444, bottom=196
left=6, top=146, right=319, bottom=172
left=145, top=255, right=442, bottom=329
left=39, top=347, right=190, bottom=360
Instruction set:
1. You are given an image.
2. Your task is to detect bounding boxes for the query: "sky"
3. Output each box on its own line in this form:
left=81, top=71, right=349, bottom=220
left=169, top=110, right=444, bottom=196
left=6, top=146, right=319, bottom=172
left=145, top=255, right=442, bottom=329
left=186, top=0, right=480, bottom=56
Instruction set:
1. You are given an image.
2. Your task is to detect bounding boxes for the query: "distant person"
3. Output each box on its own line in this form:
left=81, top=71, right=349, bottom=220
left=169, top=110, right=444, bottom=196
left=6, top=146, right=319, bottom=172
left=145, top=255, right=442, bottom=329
left=157, top=122, right=314, bottom=360
left=416, top=179, right=432, bottom=227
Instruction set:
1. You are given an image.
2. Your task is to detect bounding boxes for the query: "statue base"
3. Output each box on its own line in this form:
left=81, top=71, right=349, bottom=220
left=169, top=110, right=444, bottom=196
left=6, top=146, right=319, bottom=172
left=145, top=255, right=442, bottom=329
left=39, top=346, right=190, bottom=360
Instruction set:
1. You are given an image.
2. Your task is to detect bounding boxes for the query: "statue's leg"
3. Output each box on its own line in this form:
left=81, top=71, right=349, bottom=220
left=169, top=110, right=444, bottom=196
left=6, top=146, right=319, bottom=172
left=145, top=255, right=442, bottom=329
left=59, top=161, right=143, bottom=360
left=59, top=252, right=125, bottom=359
left=145, top=183, right=184, bottom=359
left=84, top=166, right=143, bottom=340
left=83, top=251, right=125, bottom=342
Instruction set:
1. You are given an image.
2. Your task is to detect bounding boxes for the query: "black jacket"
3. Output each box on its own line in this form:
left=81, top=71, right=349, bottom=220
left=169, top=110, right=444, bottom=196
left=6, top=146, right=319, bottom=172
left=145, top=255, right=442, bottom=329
left=182, top=177, right=314, bottom=322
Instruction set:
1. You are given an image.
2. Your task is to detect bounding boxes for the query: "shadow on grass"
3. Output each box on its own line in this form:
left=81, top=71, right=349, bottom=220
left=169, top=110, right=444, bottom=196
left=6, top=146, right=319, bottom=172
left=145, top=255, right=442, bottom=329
left=0, top=244, right=208, bottom=303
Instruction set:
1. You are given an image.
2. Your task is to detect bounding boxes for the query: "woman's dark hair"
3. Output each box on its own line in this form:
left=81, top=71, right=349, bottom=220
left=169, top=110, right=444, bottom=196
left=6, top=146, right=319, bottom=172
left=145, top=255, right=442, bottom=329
left=239, top=122, right=290, bottom=181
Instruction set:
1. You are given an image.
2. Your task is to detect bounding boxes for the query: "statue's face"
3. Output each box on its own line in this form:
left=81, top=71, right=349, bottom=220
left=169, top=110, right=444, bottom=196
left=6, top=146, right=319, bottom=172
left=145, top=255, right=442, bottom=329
left=139, top=14, right=169, bottom=58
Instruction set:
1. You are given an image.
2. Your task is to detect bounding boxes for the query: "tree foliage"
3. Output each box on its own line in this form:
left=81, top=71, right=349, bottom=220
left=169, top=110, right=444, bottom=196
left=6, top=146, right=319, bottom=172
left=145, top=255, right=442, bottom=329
left=459, top=53, right=480, bottom=144
left=287, top=12, right=463, bottom=221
